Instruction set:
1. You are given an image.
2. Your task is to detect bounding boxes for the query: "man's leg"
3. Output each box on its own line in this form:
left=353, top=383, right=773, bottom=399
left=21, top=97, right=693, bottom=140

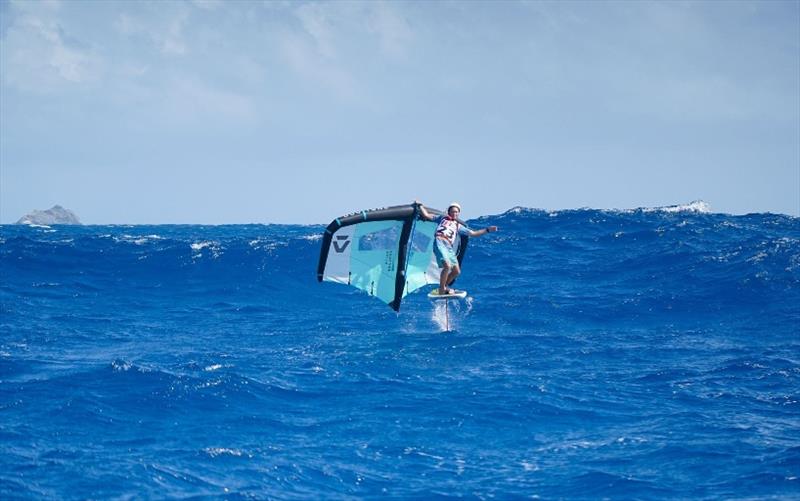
left=439, top=262, right=451, bottom=293
left=446, top=263, right=460, bottom=288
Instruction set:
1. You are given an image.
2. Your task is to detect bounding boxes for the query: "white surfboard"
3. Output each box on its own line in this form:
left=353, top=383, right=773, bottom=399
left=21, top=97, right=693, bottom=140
left=427, top=289, right=468, bottom=300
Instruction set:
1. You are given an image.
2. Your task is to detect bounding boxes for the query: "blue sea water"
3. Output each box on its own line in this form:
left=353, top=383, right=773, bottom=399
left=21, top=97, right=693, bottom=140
left=1, top=205, right=799, bottom=500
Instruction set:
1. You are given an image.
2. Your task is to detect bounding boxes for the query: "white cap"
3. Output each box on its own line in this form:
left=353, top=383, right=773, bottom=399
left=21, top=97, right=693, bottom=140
left=448, top=202, right=461, bottom=212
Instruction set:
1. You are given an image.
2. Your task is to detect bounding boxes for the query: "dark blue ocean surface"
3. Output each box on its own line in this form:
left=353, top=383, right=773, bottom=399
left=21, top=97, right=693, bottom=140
left=1, top=205, right=799, bottom=499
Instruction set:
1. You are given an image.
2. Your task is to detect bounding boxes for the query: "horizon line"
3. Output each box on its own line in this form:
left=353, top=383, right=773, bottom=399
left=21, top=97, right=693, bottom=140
left=4, top=201, right=800, bottom=226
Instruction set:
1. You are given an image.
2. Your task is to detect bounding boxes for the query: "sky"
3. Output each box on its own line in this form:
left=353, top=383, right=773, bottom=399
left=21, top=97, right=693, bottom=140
left=1, top=0, right=798, bottom=224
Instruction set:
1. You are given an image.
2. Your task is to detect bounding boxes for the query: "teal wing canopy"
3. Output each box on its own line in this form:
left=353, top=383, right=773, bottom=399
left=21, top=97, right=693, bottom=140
left=317, top=204, right=468, bottom=311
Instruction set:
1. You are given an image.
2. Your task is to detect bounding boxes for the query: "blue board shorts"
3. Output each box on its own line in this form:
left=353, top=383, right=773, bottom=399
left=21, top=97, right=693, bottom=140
left=433, top=238, right=458, bottom=267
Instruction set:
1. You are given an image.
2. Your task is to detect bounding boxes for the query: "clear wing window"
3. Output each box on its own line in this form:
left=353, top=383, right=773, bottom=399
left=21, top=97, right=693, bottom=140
left=409, top=231, right=431, bottom=253
left=359, top=226, right=400, bottom=251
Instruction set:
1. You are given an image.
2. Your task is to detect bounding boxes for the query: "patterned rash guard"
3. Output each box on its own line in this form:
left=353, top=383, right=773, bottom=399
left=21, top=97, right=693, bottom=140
left=435, top=216, right=470, bottom=246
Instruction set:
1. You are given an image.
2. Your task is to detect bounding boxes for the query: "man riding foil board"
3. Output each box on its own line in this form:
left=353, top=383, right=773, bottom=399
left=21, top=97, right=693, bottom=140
left=416, top=201, right=498, bottom=296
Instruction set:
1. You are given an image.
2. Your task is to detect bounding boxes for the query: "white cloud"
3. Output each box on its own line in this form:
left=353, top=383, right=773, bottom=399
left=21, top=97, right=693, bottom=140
left=366, top=2, right=413, bottom=59
left=191, top=0, right=224, bottom=11
left=161, top=12, right=188, bottom=56
left=9, top=0, right=62, bottom=15
left=281, top=2, right=415, bottom=99
left=1, top=5, right=101, bottom=92
left=294, top=2, right=339, bottom=59
left=118, top=62, right=149, bottom=78
left=292, top=1, right=414, bottom=60
left=114, top=13, right=140, bottom=36
left=114, top=8, right=189, bottom=57
left=278, top=29, right=358, bottom=100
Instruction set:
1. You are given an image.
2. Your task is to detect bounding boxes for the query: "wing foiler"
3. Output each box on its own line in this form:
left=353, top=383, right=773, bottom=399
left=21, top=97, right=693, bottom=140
left=317, top=204, right=469, bottom=311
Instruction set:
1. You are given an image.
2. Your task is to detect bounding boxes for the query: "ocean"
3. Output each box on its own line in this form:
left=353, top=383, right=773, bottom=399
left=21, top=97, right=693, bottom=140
left=1, top=204, right=799, bottom=499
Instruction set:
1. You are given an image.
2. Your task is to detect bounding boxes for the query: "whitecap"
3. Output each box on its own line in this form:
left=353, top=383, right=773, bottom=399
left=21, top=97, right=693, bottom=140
left=507, top=206, right=530, bottom=214
left=642, top=200, right=712, bottom=214
left=203, top=447, right=250, bottom=458
left=132, top=234, right=164, bottom=245
left=190, top=241, right=223, bottom=259
left=248, top=238, right=287, bottom=251
left=111, top=359, right=133, bottom=372
left=113, top=234, right=165, bottom=245
left=747, top=251, right=768, bottom=263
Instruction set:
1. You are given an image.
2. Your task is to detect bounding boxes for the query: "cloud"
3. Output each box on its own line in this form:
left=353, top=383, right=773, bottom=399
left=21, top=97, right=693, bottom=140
left=114, top=8, right=189, bottom=57
left=279, top=2, right=415, bottom=99
left=118, top=62, right=149, bottom=78
left=1, top=3, right=101, bottom=92
left=292, top=1, right=413, bottom=60
left=278, top=29, right=358, bottom=100
left=294, top=2, right=339, bottom=59
left=366, top=2, right=413, bottom=59
left=9, top=0, right=62, bottom=15
left=191, top=0, right=224, bottom=11
left=160, top=12, right=188, bottom=56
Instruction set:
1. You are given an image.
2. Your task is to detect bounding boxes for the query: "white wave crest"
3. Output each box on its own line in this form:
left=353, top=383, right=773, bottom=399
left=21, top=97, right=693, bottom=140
left=115, top=234, right=165, bottom=245
left=642, top=200, right=711, bottom=214
left=248, top=238, right=288, bottom=252
left=203, top=447, right=251, bottom=458
left=490, top=202, right=713, bottom=219
left=111, top=359, right=133, bottom=372
left=191, top=241, right=223, bottom=259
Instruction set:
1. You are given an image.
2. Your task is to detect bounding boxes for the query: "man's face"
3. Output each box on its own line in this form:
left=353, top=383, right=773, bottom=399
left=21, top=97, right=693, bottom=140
left=449, top=207, right=460, bottom=218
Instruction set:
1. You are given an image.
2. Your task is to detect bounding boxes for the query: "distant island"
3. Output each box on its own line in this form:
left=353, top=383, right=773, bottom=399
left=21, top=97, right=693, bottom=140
left=16, top=205, right=82, bottom=225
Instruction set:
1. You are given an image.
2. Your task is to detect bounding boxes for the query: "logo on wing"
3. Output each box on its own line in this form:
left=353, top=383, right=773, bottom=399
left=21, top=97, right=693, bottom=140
left=333, top=235, right=351, bottom=253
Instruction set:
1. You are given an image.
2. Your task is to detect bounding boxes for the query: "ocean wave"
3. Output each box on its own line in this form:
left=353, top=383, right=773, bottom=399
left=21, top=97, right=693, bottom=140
left=114, top=234, right=165, bottom=245
left=190, top=240, right=223, bottom=259
left=494, top=200, right=713, bottom=218
left=202, top=447, right=252, bottom=458
left=641, top=200, right=712, bottom=213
